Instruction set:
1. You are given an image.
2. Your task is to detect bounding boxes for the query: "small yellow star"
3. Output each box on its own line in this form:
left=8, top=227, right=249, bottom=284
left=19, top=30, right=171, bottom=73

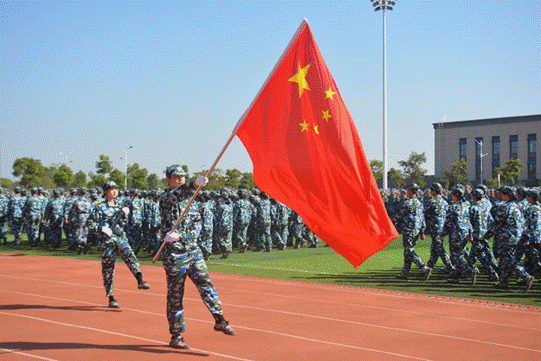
left=324, top=87, right=336, bottom=100
left=313, top=125, right=320, bottom=134
left=289, top=63, right=311, bottom=98
left=322, top=109, right=332, bottom=122
left=299, top=119, right=310, bottom=132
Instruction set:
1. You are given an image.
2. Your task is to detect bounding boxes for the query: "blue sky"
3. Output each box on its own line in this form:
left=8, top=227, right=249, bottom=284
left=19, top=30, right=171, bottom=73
left=1, top=1, right=540, bottom=181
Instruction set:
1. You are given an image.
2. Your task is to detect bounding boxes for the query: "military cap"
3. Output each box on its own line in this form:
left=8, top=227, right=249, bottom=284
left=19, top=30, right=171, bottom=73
left=52, top=188, right=62, bottom=196
left=430, top=182, right=443, bottom=192
left=102, top=181, right=119, bottom=191
left=251, top=188, right=260, bottom=196
left=165, top=166, right=186, bottom=178
left=220, top=188, right=230, bottom=198
left=31, top=187, right=38, bottom=193
left=500, top=186, right=515, bottom=197
left=476, top=184, right=488, bottom=193
left=526, top=188, right=539, bottom=199
left=471, top=188, right=484, bottom=198
left=77, top=187, right=87, bottom=194
left=451, top=186, right=465, bottom=198
left=70, top=188, right=77, bottom=195
left=210, top=191, right=219, bottom=199
left=38, top=187, right=44, bottom=193
left=14, top=186, right=21, bottom=192
left=407, top=183, right=419, bottom=193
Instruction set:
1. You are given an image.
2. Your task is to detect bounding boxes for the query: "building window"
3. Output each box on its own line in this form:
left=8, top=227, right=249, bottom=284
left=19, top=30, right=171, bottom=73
left=509, top=135, right=518, bottom=159
left=459, top=138, right=467, bottom=162
left=492, top=136, right=500, bottom=177
left=528, top=134, right=537, bottom=180
left=475, top=137, right=483, bottom=181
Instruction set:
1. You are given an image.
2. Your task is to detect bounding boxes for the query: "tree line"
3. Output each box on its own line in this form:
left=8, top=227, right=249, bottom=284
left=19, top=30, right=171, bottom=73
left=1, top=155, right=256, bottom=191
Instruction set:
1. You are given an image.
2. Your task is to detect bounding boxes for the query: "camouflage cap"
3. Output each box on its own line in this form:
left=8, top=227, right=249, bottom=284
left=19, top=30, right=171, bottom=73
left=165, top=166, right=186, bottom=178
left=77, top=187, right=87, bottom=194
left=451, top=186, right=465, bottom=198
left=500, top=186, right=515, bottom=197
left=102, top=181, right=119, bottom=191
left=430, top=182, right=443, bottom=192
left=526, top=188, right=539, bottom=199
left=407, top=183, right=419, bottom=193
left=471, top=188, right=484, bottom=198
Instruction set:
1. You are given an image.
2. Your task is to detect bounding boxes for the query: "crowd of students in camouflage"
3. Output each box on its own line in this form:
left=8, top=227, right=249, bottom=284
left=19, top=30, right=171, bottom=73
left=384, top=183, right=540, bottom=290
left=0, top=184, right=319, bottom=259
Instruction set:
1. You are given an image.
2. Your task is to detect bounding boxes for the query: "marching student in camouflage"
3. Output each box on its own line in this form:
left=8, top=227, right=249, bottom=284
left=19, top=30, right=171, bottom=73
left=23, top=187, right=44, bottom=247
left=302, top=223, right=318, bottom=248
left=63, top=188, right=78, bottom=250
left=482, top=186, right=534, bottom=290
left=468, top=188, right=499, bottom=281
left=288, top=209, right=306, bottom=248
left=521, top=189, right=541, bottom=276
left=143, top=190, right=161, bottom=255
left=234, top=189, right=252, bottom=253
left=197, top=191, right=214, bottom=260
left=246, top=193, right=259, bottom=249
left=159, top=166, right=234, bottom=350
left=68, top=187, right=93, bottom=254
left=0, top=188, right=8, bottom=244
left=43, top=189, right=65, bottom=248
left=276, top=200, right=290, bottom=250
left=8, top=187, right=25, bottom=245
left=255, top=190, right=272, bottom=252
left=442, top=187, right=477, bottom=284
left=87, top=181, right=151, bottom=309
left=424, top=183, right=454, bottom=274
left=392, top=183, right=432, bottom=280
left=489, top=188, right=504, bottom=261
left=270, top=198, right=288, bottom=250
left=215, top=188, right=233, bottom=258
left=126, top=189, right=144, bottom=255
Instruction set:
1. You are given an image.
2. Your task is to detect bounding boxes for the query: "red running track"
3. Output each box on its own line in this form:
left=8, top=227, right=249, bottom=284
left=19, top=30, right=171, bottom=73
left=0, top=253, right=540, bottom=360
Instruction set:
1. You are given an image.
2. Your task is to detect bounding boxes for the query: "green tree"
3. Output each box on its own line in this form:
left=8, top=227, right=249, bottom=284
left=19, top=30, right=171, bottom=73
left=147, top=173, right=160, bottom=190
left=370, top=159, right=383, bottom=181
left=12, top=157, right=46, bottom=188
left=444, top=158, right=470, bottom=188
left=239, top=172, right=255, bottom=189
left=96, top=155, right=113, bottom=175
left=53, top=164, right=74, bottom=188
left=398, top=152, right=427, bottom=187
left=128, top=163, right=149, bottom=190
left=109, top=168, right=125, bottom=189
left=225, top=168, right=242, bottom=189
left=72, top=171, right=87, bottom=188
left=1, top=178, right=13, bottom=189
left=499, top=158, right=523, bottom=185
left=88, top=173, right=106, bottom=189
left=387, top=168, right=404, bottom=189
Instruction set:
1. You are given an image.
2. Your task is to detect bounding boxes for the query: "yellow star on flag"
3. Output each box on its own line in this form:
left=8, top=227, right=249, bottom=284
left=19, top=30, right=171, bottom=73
left=324, top=87, right=336, bottom=100
left=289, top=63, right=311, bottom=97
left=313, top=125, right=320, bottom=134
left=299, top=119, right=310, bottom=132
left=322, top=109, right=332, bottom=122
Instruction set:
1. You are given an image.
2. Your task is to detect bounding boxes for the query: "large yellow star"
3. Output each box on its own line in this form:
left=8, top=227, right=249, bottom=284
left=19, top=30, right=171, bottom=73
left=299, top=119, right=310, bottom=132
left=322, top=109, right=332, bottom=122
left=324, top=87, right=336, bottom=100
left=289, top=63, right=311, bottom=98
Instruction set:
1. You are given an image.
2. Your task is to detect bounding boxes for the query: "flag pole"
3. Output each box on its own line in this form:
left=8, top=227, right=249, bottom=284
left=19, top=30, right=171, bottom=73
left=151, top=131, right=238, bottom=263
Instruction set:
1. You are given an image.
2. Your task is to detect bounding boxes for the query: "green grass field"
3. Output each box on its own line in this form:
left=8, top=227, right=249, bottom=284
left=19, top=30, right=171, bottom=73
left=1, top=234, right=539, bottom=307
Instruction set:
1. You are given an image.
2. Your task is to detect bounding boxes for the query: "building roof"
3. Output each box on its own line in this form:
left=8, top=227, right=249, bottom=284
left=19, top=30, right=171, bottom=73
left=432, top=114, right=541, bottom=130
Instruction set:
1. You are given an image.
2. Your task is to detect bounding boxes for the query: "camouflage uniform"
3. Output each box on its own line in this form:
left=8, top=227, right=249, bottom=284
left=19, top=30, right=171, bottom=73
left=483, top=188, right=533, bottom=288
left=270, top=199, right=288, bottom=250
left=159, top=178, right=227, bottom=339
left=424, top=188, right=453, bottom=272
left=43, top=190, right=65, bottom=248
left=68, top=188, right=93, bottom=254
left=23, top=188, right=44, bottom=247
left=88, top=197, right=144, bottom=299
left=234, top=190, right=252, bottom=252
left=287, top=210, right=306, bottom=248
left=197, top=192, right=214, bottom=259
left=8, top=188, right=26, bottom=244
left=442, top=191, right=475, bottom=281
left=126, top=190, right=144, bottom=254
left=143, top=191, right=161, bottom=254
left=255, top=192, right=272, bottom=251
left=468, top=191, right=498, bottom=280
left=63, top=189, right=78, bottom=250
left=521, top=193, right=541, bottom=276
left=392, top=187, right=429, bottom=278
left=0, top=188, right=8, bottom=244
left=215, top=189, right=233, bottom=257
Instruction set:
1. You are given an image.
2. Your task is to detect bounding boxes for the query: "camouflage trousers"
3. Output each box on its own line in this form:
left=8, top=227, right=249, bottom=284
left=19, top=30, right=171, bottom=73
left=26, top=219, right=41, bottom=246
left=127, top=224, right=143, bottom=254
left=449, top=235, right=474, bottom=278
left=48, top=225, right=63, bottom=248
left=197, top=229, right=213, bottom=258
left=401, top=232, right=426, bottom=275
left=426, top=233, right=453, bottom=271
left=271, top=225, right=287, bottom=247
left=468, top=238, right=498, bottom=276
left=287, top=224, right=304, bottom=248
left=255, top=221, right=271, bottom=250
left=99, top=236, right=142, bottom=298
left=215, top=226, right=232, bottom=253
left=0, top=218, right=6, bottom=242
left=9, top=218, right=23, bottom=240
left=72, top=224, right=89, bottom=248
left=163, top=248, right=223, bottom=335
left=234, top=222, right=249, bottom=249
left=144, top=226, right=161, bottom=253
left=497, top=243, right=529, bottom=285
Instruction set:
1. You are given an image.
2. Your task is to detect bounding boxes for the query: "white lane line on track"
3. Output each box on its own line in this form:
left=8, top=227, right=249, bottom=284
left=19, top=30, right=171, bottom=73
left=0, top=348, right=59, bottom=361
left=0, top=309, right=431, bottom=361
left=3, top=289, right=541, bottom=355
left=0, top=311, right=254, bottom=361
left=2, top=273, right=539, bottom=334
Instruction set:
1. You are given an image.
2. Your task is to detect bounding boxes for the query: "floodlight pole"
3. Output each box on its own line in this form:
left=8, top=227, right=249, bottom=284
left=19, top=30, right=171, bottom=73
left=371, top=0, right=395, bottom=190
left=125, top=145, right=133, bottom=190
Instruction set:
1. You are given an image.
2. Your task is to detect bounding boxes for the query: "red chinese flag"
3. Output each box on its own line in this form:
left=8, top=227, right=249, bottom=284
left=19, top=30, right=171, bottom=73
left=235, top=20, right=398, bottom=268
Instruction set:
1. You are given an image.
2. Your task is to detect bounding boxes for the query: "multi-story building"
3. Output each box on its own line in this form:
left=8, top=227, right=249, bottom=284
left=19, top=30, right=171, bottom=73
left=433, top=114, right=540, bottom=186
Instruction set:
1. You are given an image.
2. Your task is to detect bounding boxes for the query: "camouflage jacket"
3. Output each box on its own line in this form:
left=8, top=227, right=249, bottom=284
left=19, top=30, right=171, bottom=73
left=392, top=197, right=426, bottom=235
left=521, top=202, right=540, bottom=245
left=469, top=200, right=493, bottom=240
left=423, top=195, right=448, bottom=235
left=484, top=201, right=524, bottom=245
left=442, top=199, right=471, bottom=239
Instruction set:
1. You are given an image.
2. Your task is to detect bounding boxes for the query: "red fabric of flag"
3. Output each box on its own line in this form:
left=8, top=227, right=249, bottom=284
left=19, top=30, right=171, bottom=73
left=235, top=20, right=398, bottom=268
